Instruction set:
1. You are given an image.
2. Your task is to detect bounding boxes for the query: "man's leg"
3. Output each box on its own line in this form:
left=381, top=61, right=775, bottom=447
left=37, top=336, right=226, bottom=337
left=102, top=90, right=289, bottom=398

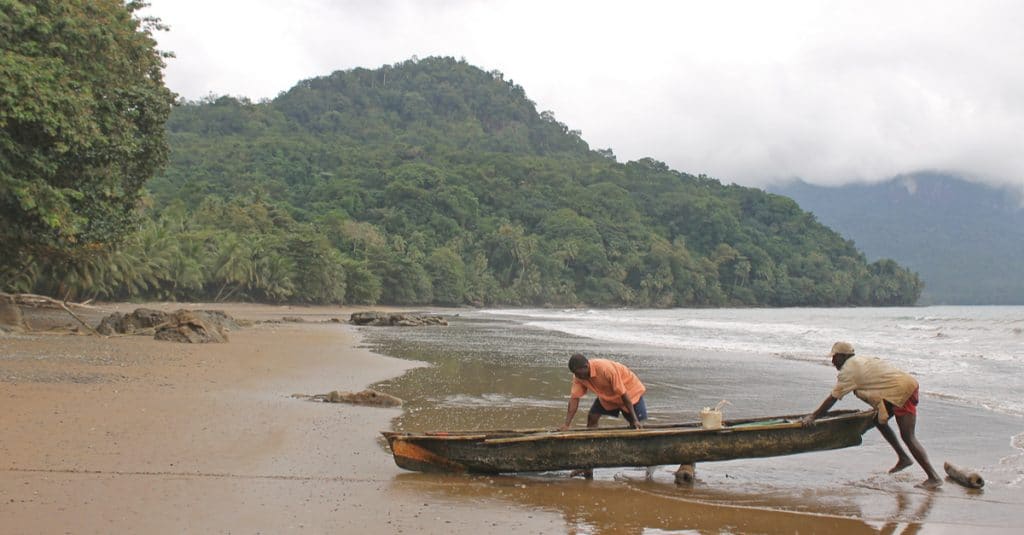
left=876, top=419, right=914, bottom=473
left=894, top=413, right=942, bottom=489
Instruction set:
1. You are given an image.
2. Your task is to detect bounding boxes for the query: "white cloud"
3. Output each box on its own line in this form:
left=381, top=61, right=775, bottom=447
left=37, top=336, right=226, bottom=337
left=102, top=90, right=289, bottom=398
left=142, top=0, right=1024, bottom=192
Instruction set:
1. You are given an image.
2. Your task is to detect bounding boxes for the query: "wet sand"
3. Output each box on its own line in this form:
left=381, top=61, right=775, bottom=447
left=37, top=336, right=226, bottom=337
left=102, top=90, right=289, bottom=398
left=2, top=303, right=1020, bottom=533
left=0, top=303, right=563, bottom=533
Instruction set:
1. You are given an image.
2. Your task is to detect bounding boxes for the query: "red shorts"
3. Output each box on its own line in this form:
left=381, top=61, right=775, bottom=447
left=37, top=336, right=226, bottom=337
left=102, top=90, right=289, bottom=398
left=890, top=387, right=919, bottom=417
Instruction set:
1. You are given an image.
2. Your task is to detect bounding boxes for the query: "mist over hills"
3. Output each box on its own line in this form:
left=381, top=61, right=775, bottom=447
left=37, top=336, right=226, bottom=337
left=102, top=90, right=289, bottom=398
left=771, top=175, right=1024, bottom=305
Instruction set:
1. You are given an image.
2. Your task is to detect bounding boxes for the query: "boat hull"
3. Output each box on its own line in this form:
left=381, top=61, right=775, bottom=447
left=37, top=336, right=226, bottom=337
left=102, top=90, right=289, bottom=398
left=383, top=410, right=876, bottom=474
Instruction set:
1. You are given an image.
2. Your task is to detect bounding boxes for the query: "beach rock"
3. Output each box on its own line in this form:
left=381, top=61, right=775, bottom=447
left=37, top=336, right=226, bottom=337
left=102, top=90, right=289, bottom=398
left=192, top=309, right=242, bottom=331
left=349, top=311, right=448, bottom=327
left=153, top=310, right=230, bottom=343
left=95, top=308, right=170, bottom=335
left=94, top=308, right=240, bottom=337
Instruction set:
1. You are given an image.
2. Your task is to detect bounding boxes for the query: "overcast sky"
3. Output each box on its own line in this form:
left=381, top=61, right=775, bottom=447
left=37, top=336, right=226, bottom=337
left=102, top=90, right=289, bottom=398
left=142, top=0, right=1024, bottom=192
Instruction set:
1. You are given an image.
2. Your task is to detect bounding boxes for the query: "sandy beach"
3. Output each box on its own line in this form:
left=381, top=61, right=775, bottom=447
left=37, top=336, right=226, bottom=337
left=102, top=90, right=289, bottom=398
left=0, top=303, right=565, bottom=533
left=2, top=303, right=1020, bottom=534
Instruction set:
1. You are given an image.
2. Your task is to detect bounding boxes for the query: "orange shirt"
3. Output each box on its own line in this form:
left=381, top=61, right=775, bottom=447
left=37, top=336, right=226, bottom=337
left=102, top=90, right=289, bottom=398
left=570, top=358, right=646, bottom=410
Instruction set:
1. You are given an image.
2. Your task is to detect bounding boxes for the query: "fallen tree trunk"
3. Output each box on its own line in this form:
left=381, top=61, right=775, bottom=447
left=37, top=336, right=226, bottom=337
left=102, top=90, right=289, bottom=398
left=944, top=461, right=984, bottom=489
left=0, top=292, right=102, bottom=336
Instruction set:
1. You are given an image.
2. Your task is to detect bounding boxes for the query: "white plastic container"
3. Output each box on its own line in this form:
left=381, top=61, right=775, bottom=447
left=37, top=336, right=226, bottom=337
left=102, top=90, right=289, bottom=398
left=700, top=400, right=730, bottom=430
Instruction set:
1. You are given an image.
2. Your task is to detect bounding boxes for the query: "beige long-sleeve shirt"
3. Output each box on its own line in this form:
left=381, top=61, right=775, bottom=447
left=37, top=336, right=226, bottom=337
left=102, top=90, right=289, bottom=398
left=831, top=355, right=919, bottom=421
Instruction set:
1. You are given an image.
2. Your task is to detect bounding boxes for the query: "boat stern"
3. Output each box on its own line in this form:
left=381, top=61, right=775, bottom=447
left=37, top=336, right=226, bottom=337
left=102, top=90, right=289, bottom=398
left=382, top=432, right=469, bottom=473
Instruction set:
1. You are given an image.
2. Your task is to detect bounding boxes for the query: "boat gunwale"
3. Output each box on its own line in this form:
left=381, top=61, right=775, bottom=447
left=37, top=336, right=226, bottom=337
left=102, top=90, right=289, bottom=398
left=381, top=409, right=875, bottom=445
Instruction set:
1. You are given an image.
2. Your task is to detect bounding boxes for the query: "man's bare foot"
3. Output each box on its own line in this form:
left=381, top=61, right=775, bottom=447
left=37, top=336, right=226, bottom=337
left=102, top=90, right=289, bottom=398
left=889, top=458, right=914, bottom=473
left=569, top=468, right=593, bottom=479
left=915, top=478, right=942, bottom=490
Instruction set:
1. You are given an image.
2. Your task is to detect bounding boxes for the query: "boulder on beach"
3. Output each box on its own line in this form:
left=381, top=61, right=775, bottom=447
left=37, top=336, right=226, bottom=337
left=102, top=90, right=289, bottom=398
left=95, top=308, right=170, bottom=335
left=153, top=310, right=236, bottom=343
left=95, top=308, right=241, bottom=341
left=349, top=311, right=448, bottom=327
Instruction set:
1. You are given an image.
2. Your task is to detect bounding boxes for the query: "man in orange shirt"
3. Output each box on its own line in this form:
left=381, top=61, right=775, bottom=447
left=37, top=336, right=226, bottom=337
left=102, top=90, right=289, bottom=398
left=560, top=353, right=698, bottom=482
left=561, top=353, right=647, bottom=432
left=560, top=353, right=649, bottom=479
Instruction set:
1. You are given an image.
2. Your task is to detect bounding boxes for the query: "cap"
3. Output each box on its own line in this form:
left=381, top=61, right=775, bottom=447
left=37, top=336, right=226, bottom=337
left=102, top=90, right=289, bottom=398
left=829, top=341, right=855, bottom=358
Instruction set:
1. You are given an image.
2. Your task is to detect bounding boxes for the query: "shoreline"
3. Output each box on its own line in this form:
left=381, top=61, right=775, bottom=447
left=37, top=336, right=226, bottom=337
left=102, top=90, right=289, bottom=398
left=3, top=302, right=1021, bottom=533
left=357, top=308, right=1024, bottom=533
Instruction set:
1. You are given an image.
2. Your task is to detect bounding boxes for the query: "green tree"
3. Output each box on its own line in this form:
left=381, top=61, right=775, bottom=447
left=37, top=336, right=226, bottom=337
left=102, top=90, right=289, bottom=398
left=426, top=246, right=466, bottom=305
left=0, top=0, right=175, bottom=287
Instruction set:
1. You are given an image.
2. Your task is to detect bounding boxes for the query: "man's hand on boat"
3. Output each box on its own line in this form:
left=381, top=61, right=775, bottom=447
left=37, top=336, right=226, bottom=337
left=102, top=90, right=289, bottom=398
left=800, top=415, right=817, bottom=427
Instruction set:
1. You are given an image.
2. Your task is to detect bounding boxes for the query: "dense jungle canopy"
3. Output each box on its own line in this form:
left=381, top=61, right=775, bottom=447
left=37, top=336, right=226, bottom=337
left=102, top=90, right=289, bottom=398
left=2, top=37, right=922, bottom=306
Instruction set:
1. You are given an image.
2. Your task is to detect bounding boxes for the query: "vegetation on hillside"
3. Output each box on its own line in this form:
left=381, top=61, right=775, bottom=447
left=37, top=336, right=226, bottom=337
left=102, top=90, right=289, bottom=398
left=2, top=50, right=922, bottom=307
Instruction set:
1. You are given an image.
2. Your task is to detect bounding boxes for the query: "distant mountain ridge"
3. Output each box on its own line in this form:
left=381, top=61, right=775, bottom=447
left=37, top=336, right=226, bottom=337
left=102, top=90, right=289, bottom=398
left=771, top=175, right=1024, bottom=304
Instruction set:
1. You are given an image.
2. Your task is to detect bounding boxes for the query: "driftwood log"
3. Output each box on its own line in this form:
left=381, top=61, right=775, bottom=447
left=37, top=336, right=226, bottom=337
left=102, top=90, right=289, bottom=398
left=944, top=462, right=984, bottom=489
left=292, top=389, right=403, bottom=407
left=674, top=463, right=696, bottom=484
left=0, top=292, right=100, bottom=335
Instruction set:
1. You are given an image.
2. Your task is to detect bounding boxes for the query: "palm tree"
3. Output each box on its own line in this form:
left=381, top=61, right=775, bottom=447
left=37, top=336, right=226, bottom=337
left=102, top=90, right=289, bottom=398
left=210, top=233, right=255, bottom=302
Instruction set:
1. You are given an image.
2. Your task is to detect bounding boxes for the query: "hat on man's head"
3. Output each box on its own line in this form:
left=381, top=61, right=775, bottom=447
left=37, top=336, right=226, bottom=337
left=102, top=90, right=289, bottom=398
left=829, top=341, right=855, bottom=358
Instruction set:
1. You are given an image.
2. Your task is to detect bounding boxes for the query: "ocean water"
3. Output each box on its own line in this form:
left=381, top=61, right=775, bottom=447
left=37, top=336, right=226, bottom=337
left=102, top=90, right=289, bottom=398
left=480, top=306, right=1024, bottom=417
left=364, top=306, right=1024, bottom=529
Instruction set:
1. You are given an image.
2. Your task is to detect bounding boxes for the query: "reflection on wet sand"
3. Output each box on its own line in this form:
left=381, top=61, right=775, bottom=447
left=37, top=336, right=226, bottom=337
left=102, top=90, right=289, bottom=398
left=389, top=472, right=898, bottom=535
left=877, top=490, right=935, bottom=535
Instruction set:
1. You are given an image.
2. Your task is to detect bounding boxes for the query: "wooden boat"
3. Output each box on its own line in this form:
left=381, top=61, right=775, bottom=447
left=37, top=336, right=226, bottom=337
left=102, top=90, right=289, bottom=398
left=382, top=409, right=876, bottom=474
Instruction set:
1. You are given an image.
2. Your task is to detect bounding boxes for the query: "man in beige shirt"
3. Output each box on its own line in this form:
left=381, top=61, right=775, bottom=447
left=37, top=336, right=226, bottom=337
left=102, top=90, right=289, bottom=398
left=802, top=341, right=942, bottom=489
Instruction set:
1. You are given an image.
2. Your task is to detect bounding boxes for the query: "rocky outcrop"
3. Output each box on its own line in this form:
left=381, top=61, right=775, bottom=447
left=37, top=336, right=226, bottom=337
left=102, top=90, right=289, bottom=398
left=95, top=308, right=169, bottom=335
left=153, top=310, right=233, bottom=343
left=349, top=311, right=448, bottom=327
left=95, top=308, right=241, bottom=342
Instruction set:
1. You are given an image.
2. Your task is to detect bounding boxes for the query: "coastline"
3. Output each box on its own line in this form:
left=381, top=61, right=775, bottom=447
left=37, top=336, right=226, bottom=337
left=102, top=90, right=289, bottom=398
left=0, top=302, right=563, bottom=533
left=3, top=302, right=1020, bottom=533
left=361, top=308, right=1024, bottom=533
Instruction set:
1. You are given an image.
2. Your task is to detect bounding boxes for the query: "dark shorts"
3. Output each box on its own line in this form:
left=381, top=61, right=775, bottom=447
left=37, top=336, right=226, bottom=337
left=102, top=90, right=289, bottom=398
left=589, top=396, right=647, bottom=421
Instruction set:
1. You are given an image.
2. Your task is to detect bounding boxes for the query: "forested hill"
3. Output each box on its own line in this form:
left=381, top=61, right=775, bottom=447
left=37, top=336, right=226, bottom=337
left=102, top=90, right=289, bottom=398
left=139, top=56, right=920, bottom=307
left=772, top=175, right=1024, bottom=305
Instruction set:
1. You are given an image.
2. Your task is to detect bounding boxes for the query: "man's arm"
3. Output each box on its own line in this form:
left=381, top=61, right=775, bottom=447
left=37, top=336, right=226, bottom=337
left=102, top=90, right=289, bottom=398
left=801, top=395, right=838, bottom=427
left=561, top=397, right=581, bottom=430
left=621, top=394, right=642, bottom=429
